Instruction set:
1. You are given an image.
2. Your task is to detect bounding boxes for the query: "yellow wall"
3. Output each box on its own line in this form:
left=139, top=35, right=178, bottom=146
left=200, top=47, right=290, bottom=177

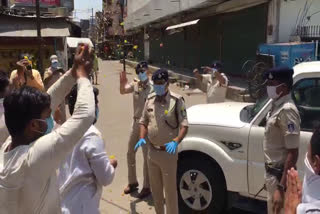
left=0, top=45, right=55, bottom=74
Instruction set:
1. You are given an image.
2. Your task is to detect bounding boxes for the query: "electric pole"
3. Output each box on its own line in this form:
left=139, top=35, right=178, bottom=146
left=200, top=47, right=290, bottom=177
left=35, top=0, right=43, bottom=76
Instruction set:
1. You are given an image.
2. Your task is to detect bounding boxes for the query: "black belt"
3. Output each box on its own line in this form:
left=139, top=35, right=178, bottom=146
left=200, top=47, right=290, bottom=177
left=151, top=144, right=166, bottom=151
left=265, top=163, right=283, bottom=182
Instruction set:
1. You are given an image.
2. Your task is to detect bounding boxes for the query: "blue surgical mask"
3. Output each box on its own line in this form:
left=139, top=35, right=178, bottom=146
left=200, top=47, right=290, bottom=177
left=51, top=61, right=59, bottom=69
left=138, top=72, right=148, bottom=82
left=154, top=84, right=167, bottom=96
left=44, top=116, right=54, bottom=134
left=36, top=115, right=54, bottom=135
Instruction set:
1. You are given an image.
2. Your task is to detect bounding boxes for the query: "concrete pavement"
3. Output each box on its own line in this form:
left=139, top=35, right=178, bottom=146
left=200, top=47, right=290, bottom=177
left=95, top=60, right=254, bottom=214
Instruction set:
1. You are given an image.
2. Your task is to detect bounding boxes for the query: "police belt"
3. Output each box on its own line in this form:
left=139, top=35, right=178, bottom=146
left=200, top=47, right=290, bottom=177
left=151, top=144, right=166, bottom=151
left=265, top=163, right=284, bottom=182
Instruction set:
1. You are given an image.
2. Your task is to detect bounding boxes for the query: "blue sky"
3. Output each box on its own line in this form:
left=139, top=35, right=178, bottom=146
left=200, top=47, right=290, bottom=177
left=74, top=0, right=102, bottom=20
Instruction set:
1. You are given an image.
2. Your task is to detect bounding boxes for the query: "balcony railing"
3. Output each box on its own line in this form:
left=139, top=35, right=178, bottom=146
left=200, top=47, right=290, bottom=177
left=296, top=25, right=320, bottom=39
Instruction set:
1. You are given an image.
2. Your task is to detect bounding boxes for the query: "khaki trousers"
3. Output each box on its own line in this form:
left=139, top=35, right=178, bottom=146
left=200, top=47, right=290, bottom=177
left=148, top=144, right=178, bottom=214
left=127, top=121, right=149, bottom=188
left=265, top=174, right=284, bottom=214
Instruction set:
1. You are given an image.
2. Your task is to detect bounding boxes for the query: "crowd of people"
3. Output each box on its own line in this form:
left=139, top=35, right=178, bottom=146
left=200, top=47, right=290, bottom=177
left=0, top=44, right=116, bottom=214
left=0, top=42, right=319, bottom=214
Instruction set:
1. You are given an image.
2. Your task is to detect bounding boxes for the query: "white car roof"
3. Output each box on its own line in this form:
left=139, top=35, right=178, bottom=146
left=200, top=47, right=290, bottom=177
left=293, top=61, right=320, bottom=82
left=294, top=61, right=320, bottom=77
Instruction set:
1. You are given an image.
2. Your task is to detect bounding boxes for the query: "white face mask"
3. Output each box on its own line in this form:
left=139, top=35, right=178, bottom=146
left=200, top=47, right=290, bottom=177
left=267, top=83, right=284, bottom=100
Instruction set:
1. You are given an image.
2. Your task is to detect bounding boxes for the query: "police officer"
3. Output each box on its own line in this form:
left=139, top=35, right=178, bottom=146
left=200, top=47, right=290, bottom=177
left=193, top=60, right=229, bottom=103
left=120, top=61, right=153, bottom=199
left=136, top=68, right=188, bottom=214
left=263, top=67, right=301, bottom=214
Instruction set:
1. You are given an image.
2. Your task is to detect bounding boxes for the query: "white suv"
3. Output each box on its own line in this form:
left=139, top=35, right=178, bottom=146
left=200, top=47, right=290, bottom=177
left=177, top=62, right=320, bottom=213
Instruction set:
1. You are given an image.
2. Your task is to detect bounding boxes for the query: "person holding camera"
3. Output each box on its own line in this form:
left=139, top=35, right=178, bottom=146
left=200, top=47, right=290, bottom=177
left=44, top=55, right=65, bottom=90
left=10, top=56, right=44, bottom=91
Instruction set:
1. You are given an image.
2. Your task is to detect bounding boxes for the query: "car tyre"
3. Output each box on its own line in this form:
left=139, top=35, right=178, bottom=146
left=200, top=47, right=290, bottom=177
left=177, top=154, right=227, bottom=214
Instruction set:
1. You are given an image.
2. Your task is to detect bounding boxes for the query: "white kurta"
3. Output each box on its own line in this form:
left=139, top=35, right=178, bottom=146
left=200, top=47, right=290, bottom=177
left=58, top=125, right=115, bottom=214
left=297, top=156, right=320, bottom=214
left=0, top=98, right=9, bottom=146
left=0, top=72, right=95, bottom=214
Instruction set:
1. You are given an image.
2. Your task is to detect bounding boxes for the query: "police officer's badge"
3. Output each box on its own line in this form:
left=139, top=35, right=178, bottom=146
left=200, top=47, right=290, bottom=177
left=288, top=123, right=295, bottom=133
left=268, top=73, right=273, bottom=80
left=181, top=106, right=187, bottom=117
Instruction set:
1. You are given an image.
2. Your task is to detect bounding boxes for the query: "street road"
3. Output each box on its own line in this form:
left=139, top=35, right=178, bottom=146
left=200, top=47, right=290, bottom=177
left=95, top=60, right=257, bottom=213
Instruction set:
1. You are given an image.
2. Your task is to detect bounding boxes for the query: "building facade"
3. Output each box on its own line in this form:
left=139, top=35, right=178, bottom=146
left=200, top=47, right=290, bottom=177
left=124, top=0, right=320, bottom=76
left=125, top=0, right=269, bottom=76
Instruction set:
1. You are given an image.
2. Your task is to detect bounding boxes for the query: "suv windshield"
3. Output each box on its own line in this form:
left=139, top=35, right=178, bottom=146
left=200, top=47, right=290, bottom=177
left=240, top=96, right=269, bottom=123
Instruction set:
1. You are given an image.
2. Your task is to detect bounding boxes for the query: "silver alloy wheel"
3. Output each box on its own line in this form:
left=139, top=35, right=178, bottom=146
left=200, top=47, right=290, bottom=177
left=179, top=169, right=212, bottom=211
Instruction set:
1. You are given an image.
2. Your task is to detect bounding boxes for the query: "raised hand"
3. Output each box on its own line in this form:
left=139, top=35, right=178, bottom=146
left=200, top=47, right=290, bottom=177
left=120, top=70, right=128, bottom=85
left=73, top=43, right=94, bottom=79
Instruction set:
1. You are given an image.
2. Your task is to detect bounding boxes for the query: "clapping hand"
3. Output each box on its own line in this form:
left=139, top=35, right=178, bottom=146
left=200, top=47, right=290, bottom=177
left=284, top=168, right=302, bottom=214
left=72, top=43, right=94, bottom=79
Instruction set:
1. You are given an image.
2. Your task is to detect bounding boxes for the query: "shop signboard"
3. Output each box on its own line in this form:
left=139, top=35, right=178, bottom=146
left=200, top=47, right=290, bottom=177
left=9, top=0, right=60, bottom=6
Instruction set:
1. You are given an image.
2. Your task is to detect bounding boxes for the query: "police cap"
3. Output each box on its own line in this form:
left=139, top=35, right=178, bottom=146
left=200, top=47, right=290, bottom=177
left=264, top=67, right=294, bottom=83
left=152, top=68, right=169, bottom=82
left=211, top=60, right=223, bottom=70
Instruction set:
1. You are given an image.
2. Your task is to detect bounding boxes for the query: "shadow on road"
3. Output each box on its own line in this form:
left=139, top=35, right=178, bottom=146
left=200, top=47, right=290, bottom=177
left=129, top=192, right=154, bottom=214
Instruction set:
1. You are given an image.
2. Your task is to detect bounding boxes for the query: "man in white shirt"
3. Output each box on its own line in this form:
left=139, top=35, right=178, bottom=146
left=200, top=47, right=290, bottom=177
left=193, top=61, right=229, bottom=103
left=58, top=85, right=117, bottom=214
left=285, top=128, right=320, bottom=214
left=0, top=70, right=10, bottom=145
left=0, top=44, right=95, bottom=214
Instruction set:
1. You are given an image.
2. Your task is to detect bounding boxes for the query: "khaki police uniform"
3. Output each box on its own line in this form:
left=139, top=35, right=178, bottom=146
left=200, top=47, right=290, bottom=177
left=264, top=94, right=301, bottom=213
left=140, top=91, right=188, bottom=214
left=126, top=80, right=153, bottom=188
left=197, top=73, right=228, bottom=103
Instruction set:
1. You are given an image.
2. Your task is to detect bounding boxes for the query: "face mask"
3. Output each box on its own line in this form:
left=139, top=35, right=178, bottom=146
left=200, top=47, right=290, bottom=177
left=51, top=61, right=59, bottom=69
left=95, top=107, right=99, bottom=121
left=210, top=68, right=218, bottom=76
left=267, top=84, right=284, bottom=100
left=36, top=115, right=54, bottom=135
left=154, top=83, right=167, bottom=96
left=138, top=72, right=148, bottom=82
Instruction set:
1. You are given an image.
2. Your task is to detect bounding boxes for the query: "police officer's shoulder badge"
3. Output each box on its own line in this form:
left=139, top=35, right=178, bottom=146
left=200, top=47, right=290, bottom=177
left=288, top=122, right=295, bottom=133
left=181, top=106, right=187, bottom=117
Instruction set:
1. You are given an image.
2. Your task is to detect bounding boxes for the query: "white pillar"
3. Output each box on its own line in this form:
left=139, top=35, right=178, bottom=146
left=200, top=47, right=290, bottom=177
left=144, top=27, right=150, bottom=61
left=266, top=0, right=281, bottom=43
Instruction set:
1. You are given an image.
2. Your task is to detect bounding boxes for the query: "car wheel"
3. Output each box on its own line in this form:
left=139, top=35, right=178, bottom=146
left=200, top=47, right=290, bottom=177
left=177, top=154, right=227, bottom=214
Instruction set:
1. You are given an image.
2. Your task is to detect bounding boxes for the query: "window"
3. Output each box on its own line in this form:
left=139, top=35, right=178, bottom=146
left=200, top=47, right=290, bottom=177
left=240, top=95, right=269, bottom=124
left=292, top=78, right=320, bottom=131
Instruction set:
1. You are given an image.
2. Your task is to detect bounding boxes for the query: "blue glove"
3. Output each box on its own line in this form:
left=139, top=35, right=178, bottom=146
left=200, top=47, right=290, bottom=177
left=165, top=141, right=179, bottom=154
left=135, top=138, right=147, bottom=150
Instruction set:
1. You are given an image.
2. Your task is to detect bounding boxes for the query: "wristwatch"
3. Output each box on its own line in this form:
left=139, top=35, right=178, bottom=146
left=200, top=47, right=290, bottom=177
left=277, top=184, right=286, bottom=192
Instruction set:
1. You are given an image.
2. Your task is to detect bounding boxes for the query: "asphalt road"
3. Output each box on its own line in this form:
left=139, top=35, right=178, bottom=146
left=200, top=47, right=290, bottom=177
left=95, top=60, right=257, bottom=214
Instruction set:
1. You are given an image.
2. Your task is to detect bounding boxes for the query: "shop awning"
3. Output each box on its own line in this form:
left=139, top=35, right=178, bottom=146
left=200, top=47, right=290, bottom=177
left=66, top=37, right=94, bottom=48
left=0, top=15, right=70, bottom=37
